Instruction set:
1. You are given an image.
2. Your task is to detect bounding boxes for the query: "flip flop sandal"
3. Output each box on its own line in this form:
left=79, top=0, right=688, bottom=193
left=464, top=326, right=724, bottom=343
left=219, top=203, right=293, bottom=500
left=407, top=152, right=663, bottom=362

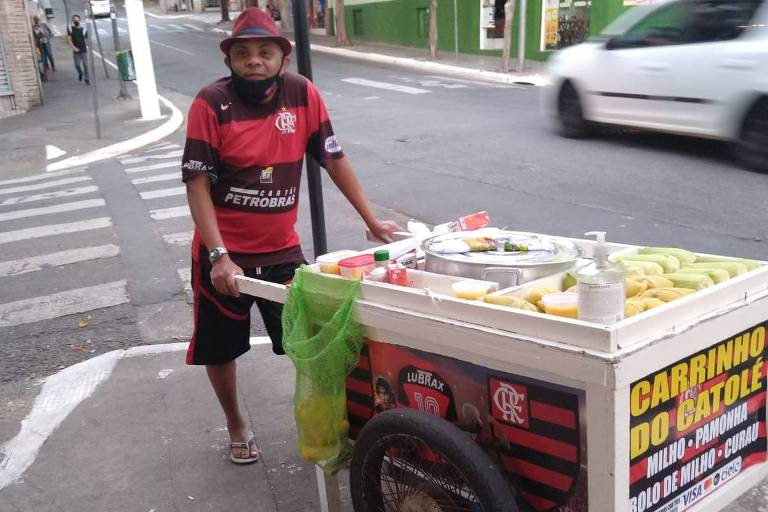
left=230, top=432, right=260, bottom=464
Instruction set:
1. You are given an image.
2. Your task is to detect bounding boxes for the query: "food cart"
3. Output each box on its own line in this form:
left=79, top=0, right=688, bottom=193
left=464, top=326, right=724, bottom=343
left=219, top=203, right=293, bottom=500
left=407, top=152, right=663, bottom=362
left=235, top=231, right=768, bottom=512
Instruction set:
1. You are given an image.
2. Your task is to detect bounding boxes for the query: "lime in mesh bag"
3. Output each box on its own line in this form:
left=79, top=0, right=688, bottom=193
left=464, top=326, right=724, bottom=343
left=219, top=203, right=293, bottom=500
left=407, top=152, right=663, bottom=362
left=282, top=266, right=364, bottom=474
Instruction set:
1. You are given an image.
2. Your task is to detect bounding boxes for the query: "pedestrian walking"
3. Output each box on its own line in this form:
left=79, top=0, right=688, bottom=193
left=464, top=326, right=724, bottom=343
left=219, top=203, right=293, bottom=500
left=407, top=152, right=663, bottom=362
left=67, top=14, right=89, bottom=85
left=181, top=7, right=400, bottom=465
left=32, top=15, right=55, bottom=74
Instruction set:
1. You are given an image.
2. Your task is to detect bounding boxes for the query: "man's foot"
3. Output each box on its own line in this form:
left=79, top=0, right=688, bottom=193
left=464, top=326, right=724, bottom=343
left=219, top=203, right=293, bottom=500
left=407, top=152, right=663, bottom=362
left=78, top=72, right=83, bottom=81
left=229, top=431, right=259, bottom=464
left=85, top=79, right=90, bottom=85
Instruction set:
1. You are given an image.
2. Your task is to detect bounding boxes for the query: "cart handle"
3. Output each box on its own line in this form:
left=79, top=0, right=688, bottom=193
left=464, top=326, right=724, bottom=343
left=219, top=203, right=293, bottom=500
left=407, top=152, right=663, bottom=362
left=481, top=267, right=522, bottom=287
left=235, top=275, right=289, bottom=304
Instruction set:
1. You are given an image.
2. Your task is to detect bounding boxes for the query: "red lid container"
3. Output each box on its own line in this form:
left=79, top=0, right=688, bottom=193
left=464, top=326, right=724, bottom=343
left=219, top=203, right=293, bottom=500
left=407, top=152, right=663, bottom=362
left=338, top=254, right=375, bottom=268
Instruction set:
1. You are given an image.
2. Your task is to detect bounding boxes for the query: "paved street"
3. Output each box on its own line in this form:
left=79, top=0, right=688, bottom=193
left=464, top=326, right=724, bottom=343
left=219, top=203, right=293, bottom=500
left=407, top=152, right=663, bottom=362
left=1, top=2, right=768, bottom=511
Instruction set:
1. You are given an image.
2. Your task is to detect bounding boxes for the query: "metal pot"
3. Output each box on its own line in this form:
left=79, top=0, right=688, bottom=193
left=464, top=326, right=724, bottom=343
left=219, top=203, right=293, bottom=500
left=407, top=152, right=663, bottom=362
left=422, top=230, right=583, bottom=288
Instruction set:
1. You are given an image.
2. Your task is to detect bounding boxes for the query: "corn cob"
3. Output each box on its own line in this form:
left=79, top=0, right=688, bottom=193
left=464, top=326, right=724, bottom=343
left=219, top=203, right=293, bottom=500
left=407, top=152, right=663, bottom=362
left=682, top=261, right=747, bottom=278
left=637, top=247, right=697, bottom=264
left=483, top=295, right=539, bottom=312
left=616, top=260, right=664, bottom=276
left=693, top=256, right=761, bottom=272
left=627, top=296, right=666, bottom=312
left=640, top=287, right=696, bottom=302
left=625, top=278, right=649, bottom=298
left=677, top=267, right=730, bottom=284
left=661, top=273, right=714, bottom=290
left=615, top=254, right=680, bottom=273
left=641, top=276, right=674, bottom=289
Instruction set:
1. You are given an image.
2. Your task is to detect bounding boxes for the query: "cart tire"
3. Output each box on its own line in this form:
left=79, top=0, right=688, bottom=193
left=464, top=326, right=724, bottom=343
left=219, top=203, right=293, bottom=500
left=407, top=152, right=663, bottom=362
left=350, top=408, right=519, bottom=512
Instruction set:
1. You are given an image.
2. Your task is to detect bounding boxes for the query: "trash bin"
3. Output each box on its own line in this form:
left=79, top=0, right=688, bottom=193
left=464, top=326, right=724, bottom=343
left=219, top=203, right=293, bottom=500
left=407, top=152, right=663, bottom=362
left=115, top=49, right=136, bottom=81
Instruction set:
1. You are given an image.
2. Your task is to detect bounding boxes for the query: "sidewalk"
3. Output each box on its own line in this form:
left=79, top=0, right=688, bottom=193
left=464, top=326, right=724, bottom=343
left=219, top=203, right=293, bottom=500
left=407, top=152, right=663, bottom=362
left=0, top=30, right=179, bottom=180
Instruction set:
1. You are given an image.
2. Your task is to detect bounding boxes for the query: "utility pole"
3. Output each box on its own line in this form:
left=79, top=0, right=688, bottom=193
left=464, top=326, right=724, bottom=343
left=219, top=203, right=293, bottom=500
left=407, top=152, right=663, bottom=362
left=110, top=6, right=130, bottom=99
left=91, top=9, right=110, bottom=78
left=88, top=12, right=101, bottom=138
left=292, top=0, right=327, bottom=257
left=517, top=0, right=527, bottom=72
left=63, top=0, right=71, bottom=27
left=125, top=0, right=161, bottom=119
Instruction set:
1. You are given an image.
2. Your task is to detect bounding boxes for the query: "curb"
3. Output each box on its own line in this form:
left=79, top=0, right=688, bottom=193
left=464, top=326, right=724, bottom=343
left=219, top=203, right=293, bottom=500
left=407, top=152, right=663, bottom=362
left=45, top=56, right=185, bottom=172
left=207, top=26, right=549, bottom=87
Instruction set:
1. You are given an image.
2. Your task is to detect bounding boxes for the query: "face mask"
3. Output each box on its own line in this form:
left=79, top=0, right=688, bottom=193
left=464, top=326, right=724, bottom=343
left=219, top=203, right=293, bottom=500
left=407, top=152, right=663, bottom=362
left=73, top=20, right=80, bottom=26
left=231, top=71, right=281, bottom=105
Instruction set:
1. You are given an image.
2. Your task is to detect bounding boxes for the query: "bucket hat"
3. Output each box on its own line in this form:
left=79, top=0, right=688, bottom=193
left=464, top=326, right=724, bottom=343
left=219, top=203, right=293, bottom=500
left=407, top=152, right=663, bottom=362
left=219, top=7, right=292, bottom=57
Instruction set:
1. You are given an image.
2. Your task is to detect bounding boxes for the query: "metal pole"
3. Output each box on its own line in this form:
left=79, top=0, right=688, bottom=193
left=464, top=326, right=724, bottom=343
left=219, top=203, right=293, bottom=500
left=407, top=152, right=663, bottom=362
left=63, top=0, right=71, bottom=28
left=92, top=10, right=110, bottom=78
left=88, top=13, right=101, bottom=139
left=517, top=0, right=526, bottom=72
left=111, top=7, right=130, bottom=99
left=453, top=0, right=458, bottom=57
left=292, top=0, right=327, bottom=257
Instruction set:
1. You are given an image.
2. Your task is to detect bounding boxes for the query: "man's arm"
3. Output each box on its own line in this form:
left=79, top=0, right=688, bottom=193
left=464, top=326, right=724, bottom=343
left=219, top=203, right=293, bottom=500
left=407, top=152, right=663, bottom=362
left=324, top=156, right=400, bottom=243
left=66, top=30, right=77, bottom=52
left=186, top=174, right=243, bottom=296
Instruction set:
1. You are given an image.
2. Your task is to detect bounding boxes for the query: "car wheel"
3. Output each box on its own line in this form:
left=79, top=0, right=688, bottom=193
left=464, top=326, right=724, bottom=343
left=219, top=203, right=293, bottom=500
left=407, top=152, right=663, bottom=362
left=558, top=82, right=591, bottom=139
left=350, top=408, right=519, bottom=512
left=735, top=98, right=768, bottom=173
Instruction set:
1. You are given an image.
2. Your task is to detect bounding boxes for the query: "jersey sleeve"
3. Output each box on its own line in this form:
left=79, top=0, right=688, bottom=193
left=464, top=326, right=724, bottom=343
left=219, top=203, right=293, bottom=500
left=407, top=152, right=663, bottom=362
left=181, top=97, right=221, bottom=183
left=305, top=80, right=345, bottom=166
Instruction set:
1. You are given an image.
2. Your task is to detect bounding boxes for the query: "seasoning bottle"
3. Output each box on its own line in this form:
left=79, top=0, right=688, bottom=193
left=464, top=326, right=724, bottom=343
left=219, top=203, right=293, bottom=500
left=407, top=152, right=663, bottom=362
left=374, top=250, right=390, bottom=268
left=576, top=231, right=625, bottom=324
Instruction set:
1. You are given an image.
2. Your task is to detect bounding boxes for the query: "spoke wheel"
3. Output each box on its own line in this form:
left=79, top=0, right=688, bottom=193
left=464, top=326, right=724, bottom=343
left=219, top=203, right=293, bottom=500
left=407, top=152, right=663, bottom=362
left=558, top=82, right=592, bottom=139
left=350, top=409, right=517, bottom=512
left=735, top=98, right=768, bottom=173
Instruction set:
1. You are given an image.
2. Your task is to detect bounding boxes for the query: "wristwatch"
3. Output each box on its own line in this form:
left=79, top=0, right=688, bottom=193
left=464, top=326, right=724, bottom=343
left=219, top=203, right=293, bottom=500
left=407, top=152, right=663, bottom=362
left=208, top=246, right=228, bottom=264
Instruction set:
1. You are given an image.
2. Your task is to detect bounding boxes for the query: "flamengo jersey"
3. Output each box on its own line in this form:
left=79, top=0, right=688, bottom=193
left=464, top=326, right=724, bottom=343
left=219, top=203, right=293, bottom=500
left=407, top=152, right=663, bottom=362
left=182, top=72, right=344, bottom=264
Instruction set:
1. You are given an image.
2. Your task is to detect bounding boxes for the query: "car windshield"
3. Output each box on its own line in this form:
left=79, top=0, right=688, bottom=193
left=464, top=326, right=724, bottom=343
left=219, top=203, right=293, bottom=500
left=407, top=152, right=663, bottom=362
left=596, top=4, right=663, bottom=39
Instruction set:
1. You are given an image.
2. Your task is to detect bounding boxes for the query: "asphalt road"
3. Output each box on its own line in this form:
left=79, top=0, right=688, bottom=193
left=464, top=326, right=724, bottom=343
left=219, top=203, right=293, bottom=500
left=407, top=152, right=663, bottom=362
left=1, top=5, right=768, bottom=511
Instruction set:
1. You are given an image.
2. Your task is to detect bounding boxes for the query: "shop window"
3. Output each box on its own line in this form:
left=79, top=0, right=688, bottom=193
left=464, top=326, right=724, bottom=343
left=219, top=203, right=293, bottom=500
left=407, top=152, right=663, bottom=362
left=353, top=8, right=364, bottom=36
left=541, top=0, right=592, bottom=51
left=417, top=7, right=429, bottom=39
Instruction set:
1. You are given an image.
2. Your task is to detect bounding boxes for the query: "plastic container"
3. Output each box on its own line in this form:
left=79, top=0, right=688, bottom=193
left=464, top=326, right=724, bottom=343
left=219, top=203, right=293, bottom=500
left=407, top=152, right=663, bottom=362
left=451, top=280, right=492, bottom=300
left=540, top=293, right=579, bottom=319
left=577, top=231, right=626, bottom=324
left=386, top=263, right=409, bottom=286
left=316, top=250, right=359, bottom=275
left=338, top=254, right=376, bottom=279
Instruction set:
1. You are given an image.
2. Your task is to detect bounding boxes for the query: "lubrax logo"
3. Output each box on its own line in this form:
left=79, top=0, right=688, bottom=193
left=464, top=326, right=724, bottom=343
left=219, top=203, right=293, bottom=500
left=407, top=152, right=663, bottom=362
left=404, top=369, right=446, bottom=393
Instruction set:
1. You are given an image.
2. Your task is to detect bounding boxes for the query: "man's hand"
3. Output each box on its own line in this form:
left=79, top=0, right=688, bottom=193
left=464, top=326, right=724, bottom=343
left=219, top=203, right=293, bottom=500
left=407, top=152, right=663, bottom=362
left=210, top=255, right=244, bottom=297
left=368, top=219, right=403, bottom=244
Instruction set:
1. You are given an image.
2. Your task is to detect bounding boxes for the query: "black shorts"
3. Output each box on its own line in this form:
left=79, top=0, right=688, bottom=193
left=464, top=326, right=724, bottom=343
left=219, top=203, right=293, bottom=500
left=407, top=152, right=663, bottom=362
left=186, top=258, right=303, bottom=365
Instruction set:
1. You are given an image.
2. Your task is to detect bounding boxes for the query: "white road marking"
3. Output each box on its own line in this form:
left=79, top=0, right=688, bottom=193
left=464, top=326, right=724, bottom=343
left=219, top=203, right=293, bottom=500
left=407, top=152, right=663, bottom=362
left=0, top=186, right=98, bottom=207
left=0, top=280, right=129, bottom=328
left=140, top=186, right=186, bottom=200
left=163, top=230, right=194, bottom=246
left=0, top=217, right=112, bottom=245
left=125, top=161, right=179, bottom=174
left=149, top=39, right=195, bottom=56
left=363, top=96, right=381, bottom=100
left=0, top=244, right=120, bottom=277
left=0, top=176, right=92, bottom=197
left=150, top=205, right=190, bottom=220
left=148, top=23, right=165, bottom=30
left=120, top=149, right=183, bottom=165
left=340, top=77, right=431, bottom=95
left=0, top=199, right=105, bottom=223
left=182, top=23, right=203, bottom=31
left=46, top=145, right=67, bottom=160
left=131, top=172, right=181, bottom=185
left=144, top=142, right=180, bottom=153
left=0, top=169, right=83, bottom=187
left=424, top=74, right=522, bottom=89
left=97, top=28, right=108, bottom=36
left=167, top=23, right=185, bottom=30
left=117, top=27, right=127, bottom=34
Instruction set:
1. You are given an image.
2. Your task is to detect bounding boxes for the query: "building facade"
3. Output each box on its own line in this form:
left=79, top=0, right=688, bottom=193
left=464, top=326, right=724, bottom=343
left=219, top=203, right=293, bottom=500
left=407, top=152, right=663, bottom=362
left=0, top=0, right=43, bottom=117
left=329, top=0, right=649, bottom=63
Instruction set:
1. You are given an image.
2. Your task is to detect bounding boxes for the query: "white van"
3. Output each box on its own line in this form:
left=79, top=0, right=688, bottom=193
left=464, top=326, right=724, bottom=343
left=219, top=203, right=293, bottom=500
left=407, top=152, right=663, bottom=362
left=89, top=0, right=111, bottom=18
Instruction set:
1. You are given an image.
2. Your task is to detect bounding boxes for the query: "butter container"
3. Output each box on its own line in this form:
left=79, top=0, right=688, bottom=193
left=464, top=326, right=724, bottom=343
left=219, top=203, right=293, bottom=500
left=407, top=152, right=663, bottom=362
left=316, top=250, right=360, bottom=274
left=540, top=292, right=578, bottom=319
left=338, top=254, right=376, bottom=279
left=451, top=280, right=492, bottom=300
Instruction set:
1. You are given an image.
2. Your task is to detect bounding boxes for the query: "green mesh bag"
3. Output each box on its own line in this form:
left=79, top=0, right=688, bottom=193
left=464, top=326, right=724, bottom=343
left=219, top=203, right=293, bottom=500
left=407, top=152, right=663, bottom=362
left=282, top=266, right=364, bottom=474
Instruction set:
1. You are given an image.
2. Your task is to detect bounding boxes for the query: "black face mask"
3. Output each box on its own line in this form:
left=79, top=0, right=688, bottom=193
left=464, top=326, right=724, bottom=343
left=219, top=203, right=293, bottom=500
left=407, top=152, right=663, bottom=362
left=73, top=20, right=80, bottom=26
left=231, top=71, right=281, bottom=105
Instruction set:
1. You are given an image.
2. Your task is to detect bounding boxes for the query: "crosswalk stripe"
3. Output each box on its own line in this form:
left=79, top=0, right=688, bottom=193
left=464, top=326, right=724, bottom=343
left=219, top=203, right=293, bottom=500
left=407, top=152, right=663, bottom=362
left=182, top=23, right=203, bottom=31
left=132, top=172, right=180, bottom=185
left=0, top=169, right=83, bottom=187
left=0, top=186, right=99, bottom=207
left=163, top=230, right=194, bottom=246
left=120, top=149, right=183, bottom=165
left=0, top=280, right=129, bottom=328
left=168, top=23, right=185, bottom=30
left=125, top=161, right=179, bottom=174
left=341, top=77, right=431, bottom=95
left=0, top=199, right=105, bottom=223
left=144, top=143, right=180, bottom=153
left=0, top=176, right=92, bottom=197
left=0, top=217, right=112, bottom=245
left=149, top=23, right=165, bottom=30
left=177, top=267, right=191, bottom=292
left=150, top=205, right=190, bottom=220
left=0, top=244, right=120, bottom=277
left=140, top=186, right=186, bottom=200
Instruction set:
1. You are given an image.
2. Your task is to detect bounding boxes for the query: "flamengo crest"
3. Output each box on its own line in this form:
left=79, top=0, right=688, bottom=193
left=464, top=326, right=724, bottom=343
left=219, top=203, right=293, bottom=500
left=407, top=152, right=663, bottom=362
left=275, top=108, right=296, bottom=134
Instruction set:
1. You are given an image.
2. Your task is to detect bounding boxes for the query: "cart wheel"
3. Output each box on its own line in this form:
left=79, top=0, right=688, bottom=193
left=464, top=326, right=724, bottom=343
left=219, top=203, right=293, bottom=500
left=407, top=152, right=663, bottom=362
left=350, top=408, right=518, bottom=512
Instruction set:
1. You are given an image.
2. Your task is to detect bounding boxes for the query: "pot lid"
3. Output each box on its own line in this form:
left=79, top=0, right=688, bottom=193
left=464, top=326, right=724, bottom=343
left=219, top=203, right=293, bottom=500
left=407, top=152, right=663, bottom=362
left=421, top=229, right=583, bottom=266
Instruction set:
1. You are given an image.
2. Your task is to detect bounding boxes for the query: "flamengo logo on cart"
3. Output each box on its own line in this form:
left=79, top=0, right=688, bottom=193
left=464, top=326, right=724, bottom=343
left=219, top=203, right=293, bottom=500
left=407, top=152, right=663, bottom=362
left=490, top=378, right=529, bottom=428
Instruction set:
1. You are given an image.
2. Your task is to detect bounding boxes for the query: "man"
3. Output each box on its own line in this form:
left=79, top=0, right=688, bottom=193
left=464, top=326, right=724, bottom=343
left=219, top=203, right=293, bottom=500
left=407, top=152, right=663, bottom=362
left=181, top=7, right=399, bottom=464
left=67, top=14, right=89, bottom=85
left=32, top=16, right=55, bottom=73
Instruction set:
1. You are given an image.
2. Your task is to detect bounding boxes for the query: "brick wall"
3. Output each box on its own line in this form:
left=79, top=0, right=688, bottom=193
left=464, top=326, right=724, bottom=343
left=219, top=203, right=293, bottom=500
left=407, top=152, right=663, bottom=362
left=0, top=0, right=43, bottom=117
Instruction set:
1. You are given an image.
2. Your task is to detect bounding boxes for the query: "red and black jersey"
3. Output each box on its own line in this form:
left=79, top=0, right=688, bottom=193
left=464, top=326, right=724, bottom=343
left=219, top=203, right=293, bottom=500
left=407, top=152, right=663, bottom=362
left=397, top=364, right=457, bottom=421
left=182, top=72, right=344, bottom=266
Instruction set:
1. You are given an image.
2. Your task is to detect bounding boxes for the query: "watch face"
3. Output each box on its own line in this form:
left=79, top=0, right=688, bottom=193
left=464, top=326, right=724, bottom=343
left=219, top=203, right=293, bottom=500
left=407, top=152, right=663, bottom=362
left=210, top=248, right=221, bottom=259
